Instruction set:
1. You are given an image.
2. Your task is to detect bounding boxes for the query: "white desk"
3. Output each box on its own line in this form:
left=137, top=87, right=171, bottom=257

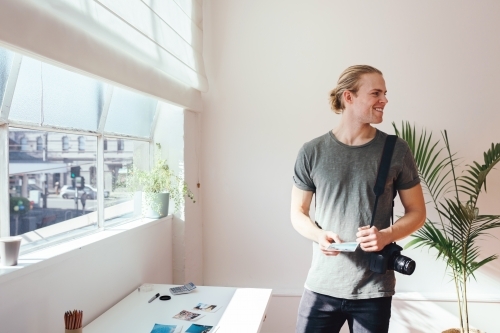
left=84, top=284, right=272, bottom=333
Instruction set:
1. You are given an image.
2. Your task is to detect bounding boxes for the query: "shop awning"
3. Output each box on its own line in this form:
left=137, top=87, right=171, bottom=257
left=9, top=163, right=68, bottom=175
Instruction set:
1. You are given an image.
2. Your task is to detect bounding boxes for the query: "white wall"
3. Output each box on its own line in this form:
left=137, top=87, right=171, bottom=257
left=154, top=105, right=204, bottom=286
left=201, top=1, right=500, bottom=332
left=184, top=110, right=204, bottom=285
left=0, top=218, right=172, bottom=332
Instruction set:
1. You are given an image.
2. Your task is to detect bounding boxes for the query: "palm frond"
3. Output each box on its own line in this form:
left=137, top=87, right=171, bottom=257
left=459, top=143, right=500, bottom=205
left=393, top=122, right=452, bottom=226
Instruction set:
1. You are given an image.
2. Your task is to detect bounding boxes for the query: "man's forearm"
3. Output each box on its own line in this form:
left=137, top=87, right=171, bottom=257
left=380, top=209, right=426, bottom=243
left=291, top=211, right=323, bottom=243
left=380, top=184, right=426, bottom=244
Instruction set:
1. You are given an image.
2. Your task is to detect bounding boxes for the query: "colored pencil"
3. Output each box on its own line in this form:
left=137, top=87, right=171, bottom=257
left=64, top=309, right=83, bottom=329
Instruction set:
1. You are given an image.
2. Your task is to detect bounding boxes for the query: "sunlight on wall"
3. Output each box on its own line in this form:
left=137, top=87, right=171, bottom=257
left=392, top=300, right=479, bottom=333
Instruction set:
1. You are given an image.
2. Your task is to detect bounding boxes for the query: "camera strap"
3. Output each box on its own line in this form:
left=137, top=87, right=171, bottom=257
left=369, top=135, right=398, bottom=228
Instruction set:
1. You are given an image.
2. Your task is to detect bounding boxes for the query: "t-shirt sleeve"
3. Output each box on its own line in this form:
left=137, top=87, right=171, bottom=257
left=293, top=145, right=316, bottom=192
left=395, top=146, right=421, bottom=190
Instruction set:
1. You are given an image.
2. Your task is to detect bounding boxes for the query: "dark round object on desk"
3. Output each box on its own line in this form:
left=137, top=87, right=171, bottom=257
left=159, top=295, right=171, bottom=301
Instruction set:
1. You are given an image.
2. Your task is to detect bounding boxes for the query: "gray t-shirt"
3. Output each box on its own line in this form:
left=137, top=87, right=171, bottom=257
left=293, top=129, right=420, bottom=299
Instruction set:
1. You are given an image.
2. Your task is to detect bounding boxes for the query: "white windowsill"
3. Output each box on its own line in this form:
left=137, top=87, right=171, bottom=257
left=0, top=215, right=172, bottom=284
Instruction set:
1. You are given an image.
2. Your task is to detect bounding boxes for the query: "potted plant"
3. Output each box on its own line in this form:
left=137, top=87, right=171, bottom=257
left=393, top=121, right=500, bottom=333
left=124, top=143, right=195, bottom=218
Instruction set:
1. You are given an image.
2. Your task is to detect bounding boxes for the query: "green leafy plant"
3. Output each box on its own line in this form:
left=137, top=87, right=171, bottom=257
left=393, top=121, right=500, bottom=333
left=124, top=143, right=195, bottom=215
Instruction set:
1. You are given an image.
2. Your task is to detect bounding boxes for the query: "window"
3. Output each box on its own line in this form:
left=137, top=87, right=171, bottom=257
left=9, top=129, right=98, bottom=244
left=36, top=136, right=43, bottom=151
left=0, top=0, right=201, bottom=259
left=117, top=139, right=124, bottom=151
left=105, top=87, right=157, bottom=138
left=62, top=136, right=69, bottom=151
left=0, top=48, right=14, bottom=107
left=0, top=44, right=167, bottom=253
left=20, top=137, right=28, bottom=151
left=78, top=136, right=86, bottom=151
left=9, top=56, right=103, bottom=130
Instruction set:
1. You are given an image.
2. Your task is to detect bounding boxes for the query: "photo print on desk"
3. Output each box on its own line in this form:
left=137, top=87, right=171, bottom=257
left=150, top=323, right=182, bottom=333
left=185, top=324, right=214, bottom=333
left=172, top=310, right=205, bottom=322
left=193, top=303, right=222, bottom=313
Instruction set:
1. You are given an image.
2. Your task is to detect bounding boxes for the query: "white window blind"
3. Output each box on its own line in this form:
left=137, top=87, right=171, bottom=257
left=0, top=0, right=204, bottom=111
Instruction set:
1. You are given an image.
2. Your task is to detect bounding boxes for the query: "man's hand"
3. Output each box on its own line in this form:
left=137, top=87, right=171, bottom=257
left=356, top=226, right=390, bottom=252
left=318, top=230, right=343, bottom=256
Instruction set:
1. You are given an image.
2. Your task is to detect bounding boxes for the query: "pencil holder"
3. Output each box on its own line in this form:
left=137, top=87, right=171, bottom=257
left=65, top=329, right=82, bottom=333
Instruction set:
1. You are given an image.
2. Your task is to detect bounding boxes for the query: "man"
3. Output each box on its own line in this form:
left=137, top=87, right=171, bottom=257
left=291, top=65, right=426, bottom=333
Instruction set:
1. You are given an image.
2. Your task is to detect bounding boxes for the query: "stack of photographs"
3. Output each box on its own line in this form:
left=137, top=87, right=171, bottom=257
left=167, top=301, right=223, bottom=332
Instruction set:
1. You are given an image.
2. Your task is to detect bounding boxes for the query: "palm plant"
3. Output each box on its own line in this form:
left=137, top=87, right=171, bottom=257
left=393, top=121, right=500, bottom=333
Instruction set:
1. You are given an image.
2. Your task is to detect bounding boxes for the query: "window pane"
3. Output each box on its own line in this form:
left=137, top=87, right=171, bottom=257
left=105, top=87, right=157, bottom=138
left=0, top=47, right=14, bottom=108
left=9, top=128, right=98, bottom=248
left=9, top=57, right=41, bottom=124
left=9, top=57, right=103, bottom=130
left=40, top=63, right=103, bottom=130
left=104, top=139, right=149, bottom=225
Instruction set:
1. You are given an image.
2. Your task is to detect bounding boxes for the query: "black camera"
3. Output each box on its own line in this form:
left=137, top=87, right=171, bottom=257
left=369, top=243, right=415, bottom=275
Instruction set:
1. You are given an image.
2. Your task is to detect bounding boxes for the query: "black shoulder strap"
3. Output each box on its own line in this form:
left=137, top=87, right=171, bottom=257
left=369, top=135, right=397, bottom=228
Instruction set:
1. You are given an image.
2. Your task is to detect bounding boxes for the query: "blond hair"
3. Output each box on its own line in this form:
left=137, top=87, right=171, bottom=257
left=329, top=65, right=383, bottom=114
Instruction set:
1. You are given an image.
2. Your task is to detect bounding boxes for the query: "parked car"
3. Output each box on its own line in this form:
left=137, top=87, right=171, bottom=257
left=60, top=185, right=110, bottom=199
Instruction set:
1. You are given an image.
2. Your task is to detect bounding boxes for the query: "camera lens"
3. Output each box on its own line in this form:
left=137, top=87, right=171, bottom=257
left=393, top=255, right=415, bottom=275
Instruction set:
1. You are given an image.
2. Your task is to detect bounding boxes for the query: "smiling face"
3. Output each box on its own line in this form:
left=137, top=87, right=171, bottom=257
left=345, top=73, right=388, bottom=125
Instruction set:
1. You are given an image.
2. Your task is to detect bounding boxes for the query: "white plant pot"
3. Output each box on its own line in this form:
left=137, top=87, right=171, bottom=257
left=142, top=192, right=169, bottom=218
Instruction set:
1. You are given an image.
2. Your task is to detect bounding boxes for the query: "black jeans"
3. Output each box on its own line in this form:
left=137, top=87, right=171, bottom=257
left=296, top=289, right=392, bottom=333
